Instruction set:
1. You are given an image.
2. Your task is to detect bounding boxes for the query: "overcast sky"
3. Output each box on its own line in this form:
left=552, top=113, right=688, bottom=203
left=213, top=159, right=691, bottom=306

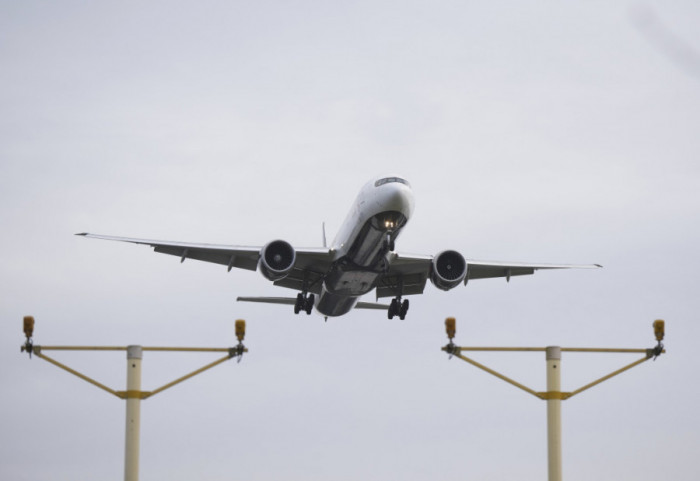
left=2, top=1, right=699, bottom=480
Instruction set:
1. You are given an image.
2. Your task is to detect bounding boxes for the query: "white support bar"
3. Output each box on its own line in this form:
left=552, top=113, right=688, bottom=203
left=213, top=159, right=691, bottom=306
left=546, top=346, right=562, bottom=481
left=125, top=346, right=142, bottom=481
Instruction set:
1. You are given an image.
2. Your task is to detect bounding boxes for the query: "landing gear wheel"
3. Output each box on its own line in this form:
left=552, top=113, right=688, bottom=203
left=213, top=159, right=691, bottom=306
left=294, top=293, right=304, bottom=314
left=399, top=299, right=409, bottom=320
left=304, top=294, right=314, bottom=315
left=388, top=298, right=398, bottom=319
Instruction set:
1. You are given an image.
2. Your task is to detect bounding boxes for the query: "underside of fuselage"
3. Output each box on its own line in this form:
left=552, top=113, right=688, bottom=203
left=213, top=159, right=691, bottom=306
left=315, top=210, right=407, bottom=317
left=344, top=211, right=407, bottom=267
left=315, top=289, right=360, bottom=317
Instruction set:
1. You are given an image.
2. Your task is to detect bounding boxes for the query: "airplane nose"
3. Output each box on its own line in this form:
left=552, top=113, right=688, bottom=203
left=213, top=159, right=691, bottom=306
left=384, top=184, right=414, bottom=217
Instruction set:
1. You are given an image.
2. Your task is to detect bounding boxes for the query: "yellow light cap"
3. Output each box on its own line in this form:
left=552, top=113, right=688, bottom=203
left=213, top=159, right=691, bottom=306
left=23, top=316, right=35, bottom=339
left=445, top=317, right=456, bottom=340
left=653, top=319, right=665, bottom=342
left=235, top=319, right=246, bottom=342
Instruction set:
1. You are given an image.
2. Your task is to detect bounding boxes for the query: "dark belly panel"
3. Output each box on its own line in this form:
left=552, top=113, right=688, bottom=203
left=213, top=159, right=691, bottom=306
left=316, top=289, right=359, bottom=317
left=324, top=264, right=380, bottom=297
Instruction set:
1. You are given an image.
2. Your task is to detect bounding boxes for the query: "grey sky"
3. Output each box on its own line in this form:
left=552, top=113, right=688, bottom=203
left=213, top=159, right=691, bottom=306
left=2, top=1, right=699, bottom=480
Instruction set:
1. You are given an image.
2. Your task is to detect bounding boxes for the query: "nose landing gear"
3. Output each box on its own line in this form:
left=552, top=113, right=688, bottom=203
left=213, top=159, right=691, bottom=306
left=386, top=233, right=395, bottom=252
left=294, top=293, right=314, bottom=315
left=388, top=297, right=409, bottom=320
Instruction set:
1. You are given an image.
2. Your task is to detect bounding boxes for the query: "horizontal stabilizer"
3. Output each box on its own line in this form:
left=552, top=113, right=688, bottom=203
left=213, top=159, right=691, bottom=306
left=236, top=296, right=389, bottom=311
left=237, top=297, right=296, bottom=305
left=355, top=301, right=390, bottom=310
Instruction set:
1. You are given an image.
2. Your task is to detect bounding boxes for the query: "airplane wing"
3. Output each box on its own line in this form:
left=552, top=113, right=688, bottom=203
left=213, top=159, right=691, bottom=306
left=76, top=233, right=334, bottom=293
left=376, top=253, right=433, bottom=298
left=462, top=259, right=602, bottom=280
left=375, top=252, right=601, bottom=299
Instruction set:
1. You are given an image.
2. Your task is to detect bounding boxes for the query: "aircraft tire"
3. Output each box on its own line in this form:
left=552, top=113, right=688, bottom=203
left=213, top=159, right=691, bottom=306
left=388, top=298, right=398, bottom=319
left=399, top=299, right=409, bottom=320
left=305, top=294, right=314, bottom=315
left=294, top=293, right=303, bottom=314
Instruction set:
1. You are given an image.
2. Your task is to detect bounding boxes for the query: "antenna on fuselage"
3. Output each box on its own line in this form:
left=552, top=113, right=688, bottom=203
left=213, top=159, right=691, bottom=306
left=322, top=222, right=327, bottom=248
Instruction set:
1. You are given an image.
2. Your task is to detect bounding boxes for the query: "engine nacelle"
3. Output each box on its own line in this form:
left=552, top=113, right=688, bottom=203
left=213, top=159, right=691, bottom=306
left=430, top=250, right=467, bottom=291
left=259, top=240, right=296, bottom=281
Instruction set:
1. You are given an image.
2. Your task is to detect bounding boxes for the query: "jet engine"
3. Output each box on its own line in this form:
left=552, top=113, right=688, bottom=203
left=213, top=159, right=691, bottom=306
left=259, top=240, right=296, bottom=281
left=430, top=250, right=467, bottom=290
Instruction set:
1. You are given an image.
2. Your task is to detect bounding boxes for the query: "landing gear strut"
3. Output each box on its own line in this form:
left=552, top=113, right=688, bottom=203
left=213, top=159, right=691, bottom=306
left=388, top=297, right=409, bottom=320
left=294, top=292, right=314, bottom=315
left=386, top=233, right=395, bottom=252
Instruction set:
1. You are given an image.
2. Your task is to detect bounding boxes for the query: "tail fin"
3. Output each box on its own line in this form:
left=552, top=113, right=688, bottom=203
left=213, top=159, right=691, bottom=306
left=322, top=222, right=327, bottom=248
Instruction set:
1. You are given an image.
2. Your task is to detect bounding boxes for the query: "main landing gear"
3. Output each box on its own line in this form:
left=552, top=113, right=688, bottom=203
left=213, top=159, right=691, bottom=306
left=294, top=292, right=314, bottom=315
left=388, top=297, right=409, bottom=320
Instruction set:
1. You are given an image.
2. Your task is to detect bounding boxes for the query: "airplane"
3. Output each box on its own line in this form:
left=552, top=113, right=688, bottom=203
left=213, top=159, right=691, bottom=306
left=77, top=175, right=601, bottom=319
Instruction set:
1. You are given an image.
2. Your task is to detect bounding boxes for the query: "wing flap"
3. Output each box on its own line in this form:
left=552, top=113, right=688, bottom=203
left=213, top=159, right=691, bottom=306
left=374, top=252, right=431, bottom=298
left=376, top=272, right=428, bottom=298
left=273, top=267, right=326, bottom=295
left=153, top=245, right=259, bottom=270
left=467, top=264, right=534, bottom=280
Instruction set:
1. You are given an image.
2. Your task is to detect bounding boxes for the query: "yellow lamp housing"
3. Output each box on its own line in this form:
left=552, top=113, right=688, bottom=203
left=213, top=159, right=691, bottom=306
left=235, top=319, right=246, bottom=342
left=653, top=319, right=665, bottom=342
left=445, top=317, right=456, bottom=340
left=23, top=316, right=35, bottom=339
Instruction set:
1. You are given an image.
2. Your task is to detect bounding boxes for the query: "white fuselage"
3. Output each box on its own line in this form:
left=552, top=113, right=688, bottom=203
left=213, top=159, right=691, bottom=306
left=315, top=176, right=415, bottom=317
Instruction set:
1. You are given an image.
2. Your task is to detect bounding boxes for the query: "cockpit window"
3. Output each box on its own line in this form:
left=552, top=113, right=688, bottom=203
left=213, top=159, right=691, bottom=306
left=374, top=177, right=410, bottom=188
